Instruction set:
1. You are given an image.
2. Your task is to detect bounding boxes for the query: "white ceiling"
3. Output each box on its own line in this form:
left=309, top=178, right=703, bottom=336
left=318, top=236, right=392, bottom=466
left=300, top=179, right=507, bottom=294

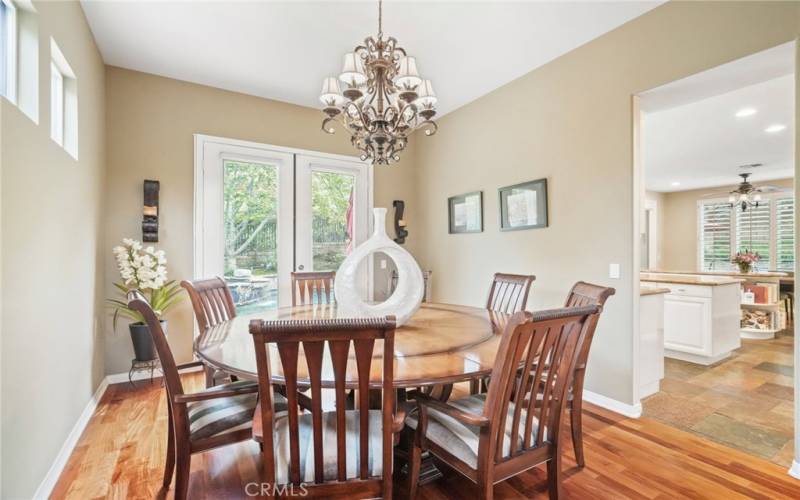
left=81, top=0, right=663, bottom=117
left=642, top=44, right=795, bottom=193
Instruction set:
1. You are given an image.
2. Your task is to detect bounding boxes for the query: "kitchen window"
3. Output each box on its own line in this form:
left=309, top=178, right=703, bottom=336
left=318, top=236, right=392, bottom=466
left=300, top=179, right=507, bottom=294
left=698, top=195, right=795, bottom=272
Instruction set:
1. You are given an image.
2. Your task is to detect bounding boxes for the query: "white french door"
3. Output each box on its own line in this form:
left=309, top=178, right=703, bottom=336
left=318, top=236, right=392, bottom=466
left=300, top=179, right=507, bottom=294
left=194, top=135, right=372, bottom=314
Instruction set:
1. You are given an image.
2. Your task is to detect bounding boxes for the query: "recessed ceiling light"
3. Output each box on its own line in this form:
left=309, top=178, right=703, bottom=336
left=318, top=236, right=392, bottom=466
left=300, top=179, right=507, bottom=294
left=671, top=181, right=681, bottom=187
left=765, top=124, right=787, bottom=133
left=735, top=108, right=757, bottom=118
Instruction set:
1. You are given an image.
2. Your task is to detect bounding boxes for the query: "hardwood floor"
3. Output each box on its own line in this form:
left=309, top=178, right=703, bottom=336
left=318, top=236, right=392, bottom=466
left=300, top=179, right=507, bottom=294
left=52, top=372, right=800, bottom=499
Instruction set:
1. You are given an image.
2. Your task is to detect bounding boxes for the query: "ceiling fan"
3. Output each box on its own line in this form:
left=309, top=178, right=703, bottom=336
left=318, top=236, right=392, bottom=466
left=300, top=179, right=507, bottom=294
left=701, top=168, right=788, bottom=211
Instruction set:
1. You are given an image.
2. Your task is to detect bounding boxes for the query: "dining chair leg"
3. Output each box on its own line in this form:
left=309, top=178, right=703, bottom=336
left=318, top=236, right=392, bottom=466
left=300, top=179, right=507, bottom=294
left=162, top=405, right=176, bottom=489
left=546, top=450, right=563, bottom=500
left=570, top=402, right=585, bottom=467
left=174, top=447, right=191, bottom=500
left=204, top=365, right=215, bottom=388
left=406, top=440, right=422, bottom=500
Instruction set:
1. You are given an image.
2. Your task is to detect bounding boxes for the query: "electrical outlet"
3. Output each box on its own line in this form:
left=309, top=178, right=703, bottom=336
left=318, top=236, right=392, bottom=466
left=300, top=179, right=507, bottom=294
left=609, top=263, right=620, bottom=279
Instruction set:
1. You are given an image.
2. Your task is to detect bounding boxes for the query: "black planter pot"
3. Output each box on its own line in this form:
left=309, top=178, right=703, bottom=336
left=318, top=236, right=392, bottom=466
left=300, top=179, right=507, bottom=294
left=129, top=320, right=166, bottom=362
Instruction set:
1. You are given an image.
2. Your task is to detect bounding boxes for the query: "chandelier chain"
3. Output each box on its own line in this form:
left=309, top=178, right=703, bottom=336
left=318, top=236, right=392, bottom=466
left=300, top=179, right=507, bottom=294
left=378, top=0, right=383, bottom=37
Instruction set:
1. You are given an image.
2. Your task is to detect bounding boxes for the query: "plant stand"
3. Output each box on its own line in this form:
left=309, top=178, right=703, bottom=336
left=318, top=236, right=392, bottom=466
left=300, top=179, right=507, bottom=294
left=128, top=358, right=162, bottom=386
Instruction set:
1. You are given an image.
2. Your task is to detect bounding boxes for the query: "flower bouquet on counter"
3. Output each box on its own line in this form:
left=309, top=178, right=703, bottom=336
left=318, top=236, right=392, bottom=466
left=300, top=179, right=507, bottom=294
left=731, top=250, right=760, bottom=274
left=107, top=239, right=183, bottom=361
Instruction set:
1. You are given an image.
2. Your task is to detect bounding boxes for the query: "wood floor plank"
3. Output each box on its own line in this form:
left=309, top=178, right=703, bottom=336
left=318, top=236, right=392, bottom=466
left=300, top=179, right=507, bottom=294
left=50, top=372, right=800, bottom=499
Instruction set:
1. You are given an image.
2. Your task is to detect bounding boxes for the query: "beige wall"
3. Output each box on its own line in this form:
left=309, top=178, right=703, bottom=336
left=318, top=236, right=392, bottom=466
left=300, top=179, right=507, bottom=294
left=413, top=1, right=800, bottom=405
left=104, top=67, right=419, bottom=374
left=0, top=1, right=106, bottom=498
left=657, top=178, right=794, bottom=271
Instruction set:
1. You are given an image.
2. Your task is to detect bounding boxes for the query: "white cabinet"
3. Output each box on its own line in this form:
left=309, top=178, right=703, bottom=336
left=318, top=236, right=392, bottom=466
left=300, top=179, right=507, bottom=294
left=642, top=280, right=740, bottom=365
left=663, top=294, right=710, bottom=355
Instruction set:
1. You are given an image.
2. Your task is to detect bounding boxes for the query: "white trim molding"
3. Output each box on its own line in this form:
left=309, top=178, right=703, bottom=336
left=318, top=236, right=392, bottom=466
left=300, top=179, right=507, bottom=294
left=583, top=389, right=643, bottom=419
left=32, top=366, right=203, bottom=498
left=32, top=377, right=109, bottom=499
left=788, top=460, right=800, bottom=480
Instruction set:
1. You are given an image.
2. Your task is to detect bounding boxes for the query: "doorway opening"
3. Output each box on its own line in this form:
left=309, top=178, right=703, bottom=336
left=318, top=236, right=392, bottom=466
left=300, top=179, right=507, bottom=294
left=633, top=42, right=796, bottom=469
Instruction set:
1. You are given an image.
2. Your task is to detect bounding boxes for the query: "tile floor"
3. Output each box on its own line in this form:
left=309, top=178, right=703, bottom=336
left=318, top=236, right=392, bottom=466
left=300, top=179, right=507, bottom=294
left=642, top=329, right=794, bottom=467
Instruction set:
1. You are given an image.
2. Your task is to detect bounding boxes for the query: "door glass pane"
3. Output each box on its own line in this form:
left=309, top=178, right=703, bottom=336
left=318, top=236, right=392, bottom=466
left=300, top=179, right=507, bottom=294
left=311, top=170, right=355, bottom=271
left=223, top=160, right=279, bottom=314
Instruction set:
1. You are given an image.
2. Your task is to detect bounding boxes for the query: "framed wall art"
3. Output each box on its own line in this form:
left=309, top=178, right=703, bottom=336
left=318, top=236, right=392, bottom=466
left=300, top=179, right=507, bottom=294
left=448, top=191, right=483, bottom=234
left=499, top=178, right=548, bottom=231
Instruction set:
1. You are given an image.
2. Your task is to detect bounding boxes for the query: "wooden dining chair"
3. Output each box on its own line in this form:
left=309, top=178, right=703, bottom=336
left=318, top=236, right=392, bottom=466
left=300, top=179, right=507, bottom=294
left=127, top=291, right=283, bottom=500
left=291, top=271, right=336, bottom=306
left=470, top=273, right=536, bottom=394
left=181, top=277, right=239, bottom=387
left=560, top=281, right=615, bottom=468
left=486, top=273, right=536, bottom=314
left=249, top=316, right=402, bottom=499
left=406, top=305, right=601, bottom=500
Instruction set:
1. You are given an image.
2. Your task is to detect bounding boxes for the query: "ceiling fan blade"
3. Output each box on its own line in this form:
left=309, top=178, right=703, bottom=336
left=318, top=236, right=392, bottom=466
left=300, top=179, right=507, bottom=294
left=755, top=185, right=790, bottom=193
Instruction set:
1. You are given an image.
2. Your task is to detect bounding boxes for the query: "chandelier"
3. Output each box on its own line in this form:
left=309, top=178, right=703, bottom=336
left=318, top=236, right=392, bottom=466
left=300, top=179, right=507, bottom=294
left=319, top=0, right=438, bottom=165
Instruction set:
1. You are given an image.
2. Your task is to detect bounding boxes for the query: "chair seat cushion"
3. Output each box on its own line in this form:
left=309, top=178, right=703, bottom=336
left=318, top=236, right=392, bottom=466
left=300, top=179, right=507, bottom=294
left=405, top=393, right=542, bottom=469
left=272, top=410, right=384, bottom=485
left=188, top=380, right=288, bottom=441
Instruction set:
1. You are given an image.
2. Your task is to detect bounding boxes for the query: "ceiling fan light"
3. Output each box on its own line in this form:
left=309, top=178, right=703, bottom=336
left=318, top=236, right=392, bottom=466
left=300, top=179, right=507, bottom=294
left=395, top=56, right=422, bottom=89
left=728, top=194, right=737, bottom=203
left=753, top=193, right=762, bottom=202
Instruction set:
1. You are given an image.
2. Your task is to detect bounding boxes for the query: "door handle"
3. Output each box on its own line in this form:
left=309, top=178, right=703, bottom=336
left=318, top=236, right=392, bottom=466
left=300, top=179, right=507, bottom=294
left=298, top=265, right=305, bottom=270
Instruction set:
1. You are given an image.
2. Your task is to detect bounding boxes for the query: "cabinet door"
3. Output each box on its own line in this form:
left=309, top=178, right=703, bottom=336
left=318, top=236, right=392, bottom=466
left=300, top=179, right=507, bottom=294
left=663, top=295, right=711, bottom=355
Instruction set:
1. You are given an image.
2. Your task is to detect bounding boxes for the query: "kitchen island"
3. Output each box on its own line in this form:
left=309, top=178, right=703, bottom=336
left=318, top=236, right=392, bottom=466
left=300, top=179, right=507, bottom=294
left=641, top=272, right=742, bottom=365
left=644, top=269, right=788, bottom=339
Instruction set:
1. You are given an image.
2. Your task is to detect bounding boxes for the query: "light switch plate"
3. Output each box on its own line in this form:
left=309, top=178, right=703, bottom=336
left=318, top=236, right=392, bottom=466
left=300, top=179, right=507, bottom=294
left=609, top=263, right=620, bottom=279
left=380, top=259, right=387, bottom=270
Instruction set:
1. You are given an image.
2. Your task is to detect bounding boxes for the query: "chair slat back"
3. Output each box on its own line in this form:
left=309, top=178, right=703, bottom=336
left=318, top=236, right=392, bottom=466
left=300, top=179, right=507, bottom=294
left=486, top=273, right=535, bottom=314
left=563, top=281, right=615, bottom=379
left=249, top=316, right=396, bottom=496
left=181, top=277, right=236, bottom=332
left=127, top=291, right=184, bottom=401
left=482, top=305, right=599, bottom=462
left=291, top=271, right=335, bottom=306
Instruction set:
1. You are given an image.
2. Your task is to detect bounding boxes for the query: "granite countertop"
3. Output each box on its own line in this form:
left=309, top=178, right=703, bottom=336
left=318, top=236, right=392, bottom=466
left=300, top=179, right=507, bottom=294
left=643, top=269, right=788, bottom=278
left=640, top=272, right=743, bottom=286
left=641, top=287, right=670, bottom=296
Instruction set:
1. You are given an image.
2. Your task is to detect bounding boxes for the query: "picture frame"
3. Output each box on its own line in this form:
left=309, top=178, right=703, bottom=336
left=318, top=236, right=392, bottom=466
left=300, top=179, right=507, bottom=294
left=498, top=178, right=548, bottom=231
left=448, top=191, right=483, bottom=234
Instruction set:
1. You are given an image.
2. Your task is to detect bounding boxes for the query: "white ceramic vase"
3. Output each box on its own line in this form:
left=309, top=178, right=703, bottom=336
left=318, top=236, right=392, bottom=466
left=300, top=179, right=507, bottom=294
left=334, top=207, right=424, bottom=326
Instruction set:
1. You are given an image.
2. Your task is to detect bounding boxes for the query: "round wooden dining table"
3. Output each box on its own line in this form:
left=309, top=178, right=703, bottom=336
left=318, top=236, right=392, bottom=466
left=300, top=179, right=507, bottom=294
left=195, top=302, right=512, bottom=388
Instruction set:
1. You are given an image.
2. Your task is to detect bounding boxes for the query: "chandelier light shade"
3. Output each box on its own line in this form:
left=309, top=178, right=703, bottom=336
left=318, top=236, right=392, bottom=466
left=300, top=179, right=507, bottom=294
left=320, top=0, right=438, bottom=165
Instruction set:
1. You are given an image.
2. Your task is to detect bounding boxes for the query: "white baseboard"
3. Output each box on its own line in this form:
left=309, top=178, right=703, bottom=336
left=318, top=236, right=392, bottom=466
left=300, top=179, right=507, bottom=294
left=789, top=460, right=800, bottom=480
left=105, top=364, right=203, bottom=385
left=583, top=389, right=643, bottom=418
left=32, top=364, right=203, bottom=498
left=32, top=377, right=109, bottom=499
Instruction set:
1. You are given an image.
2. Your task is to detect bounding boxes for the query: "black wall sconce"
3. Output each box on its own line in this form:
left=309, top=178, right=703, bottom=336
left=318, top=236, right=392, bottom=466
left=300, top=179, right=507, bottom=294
left=393, top=200, right=408, bottom=244
left=142, top=180, right=160, bottom=242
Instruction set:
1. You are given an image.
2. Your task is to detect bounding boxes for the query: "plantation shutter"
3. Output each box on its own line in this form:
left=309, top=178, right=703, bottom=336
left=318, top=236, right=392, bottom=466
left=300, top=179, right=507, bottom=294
left=700, top=202, right=733, bottom=271
left=736, top=200, right=771, bottom=270
left=776, top=197, right=794, bottom=272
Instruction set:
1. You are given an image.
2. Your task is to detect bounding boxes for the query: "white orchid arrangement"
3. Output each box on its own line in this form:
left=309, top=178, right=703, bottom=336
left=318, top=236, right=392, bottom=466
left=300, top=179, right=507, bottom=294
left=107, top=238, right=183, bottom=328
